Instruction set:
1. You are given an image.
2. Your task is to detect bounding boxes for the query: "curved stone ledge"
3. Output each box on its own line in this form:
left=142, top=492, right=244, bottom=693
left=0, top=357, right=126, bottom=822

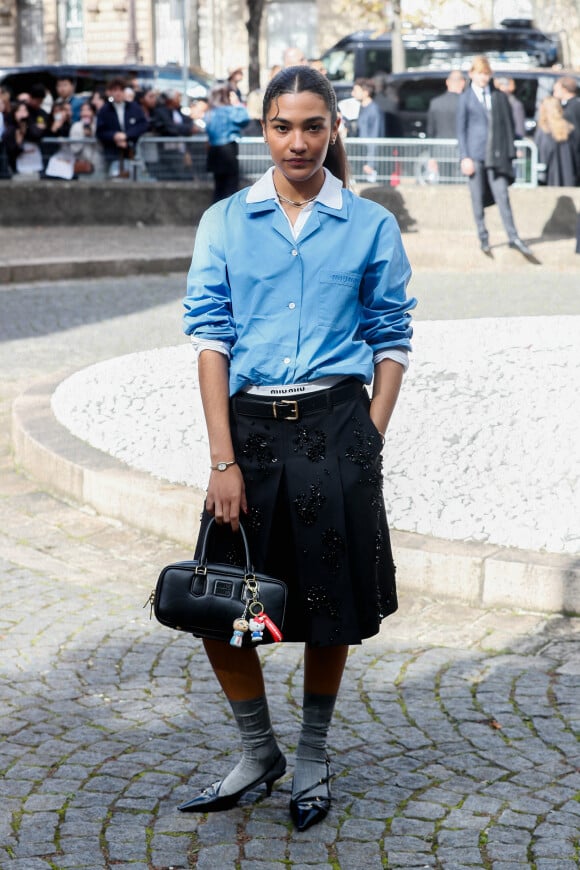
left=12, top=376, right=580, bottom=616
left=12, top=377, right=204, bottom=547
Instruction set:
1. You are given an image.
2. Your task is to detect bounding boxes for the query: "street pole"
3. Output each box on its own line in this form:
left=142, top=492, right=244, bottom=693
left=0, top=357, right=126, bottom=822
left=390, top=0, right=405, bottom=72
left=126, top=0, right=140, bottom=62
left=181, top=0, right=190, bottom=107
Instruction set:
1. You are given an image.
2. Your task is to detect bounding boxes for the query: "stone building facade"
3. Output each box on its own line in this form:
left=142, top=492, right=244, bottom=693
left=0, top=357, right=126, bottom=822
left=0, top=0, right=369, bottom=84
left=1, top=0, right=578, bottom=86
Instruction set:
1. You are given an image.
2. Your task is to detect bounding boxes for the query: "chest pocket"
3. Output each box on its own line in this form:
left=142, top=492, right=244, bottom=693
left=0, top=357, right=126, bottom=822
left=317, top=270, right=362, bottom=331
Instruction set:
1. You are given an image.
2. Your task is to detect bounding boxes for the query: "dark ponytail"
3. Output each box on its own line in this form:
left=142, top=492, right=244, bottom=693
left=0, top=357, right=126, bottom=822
left=324, top=135, right=348, bottom=188
left=262, top=66, right=350, bottom=188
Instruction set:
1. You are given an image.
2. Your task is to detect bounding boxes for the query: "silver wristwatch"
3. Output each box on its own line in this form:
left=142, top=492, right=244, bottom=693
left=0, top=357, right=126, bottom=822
left=210, top=459, right=237, bottom=472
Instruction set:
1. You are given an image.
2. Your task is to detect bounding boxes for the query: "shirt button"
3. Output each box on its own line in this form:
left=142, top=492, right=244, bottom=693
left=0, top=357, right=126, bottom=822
left=288, top=302, right=296, bottom=309
left=283, top=357, right=291, bottom=365
left=291, top=249, right=298, bottom=256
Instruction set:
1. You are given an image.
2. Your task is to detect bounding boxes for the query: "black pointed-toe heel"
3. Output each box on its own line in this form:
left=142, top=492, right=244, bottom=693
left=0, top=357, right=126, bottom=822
left=289, top=758, right=332, bottom=832
left=178, top=751, right=286, bottom=813
left=509, top=238, right=534, bottom=258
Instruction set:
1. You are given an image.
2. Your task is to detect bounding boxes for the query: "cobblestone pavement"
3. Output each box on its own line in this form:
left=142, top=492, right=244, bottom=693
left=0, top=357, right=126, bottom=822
left=1, top=272, right=580, bottom=869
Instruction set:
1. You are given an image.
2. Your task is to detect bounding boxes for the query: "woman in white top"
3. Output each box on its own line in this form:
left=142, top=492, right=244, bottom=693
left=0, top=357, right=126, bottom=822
left=69, top=101, right=105, bottom=176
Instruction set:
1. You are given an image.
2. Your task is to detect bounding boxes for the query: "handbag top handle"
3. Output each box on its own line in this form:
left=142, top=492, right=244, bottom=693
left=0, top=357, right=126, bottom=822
left=197, top=517, right=253, bottom=573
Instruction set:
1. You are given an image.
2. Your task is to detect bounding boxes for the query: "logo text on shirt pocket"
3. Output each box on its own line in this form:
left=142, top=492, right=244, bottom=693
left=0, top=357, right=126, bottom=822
left=319, top=270, right=360, bottom=287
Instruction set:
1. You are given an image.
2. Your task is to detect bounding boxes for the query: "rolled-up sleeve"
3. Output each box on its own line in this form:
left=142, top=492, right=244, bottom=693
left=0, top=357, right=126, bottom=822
left=359, top=211, right=416, bottom=354
left=183, top=205, right=236, bottom=349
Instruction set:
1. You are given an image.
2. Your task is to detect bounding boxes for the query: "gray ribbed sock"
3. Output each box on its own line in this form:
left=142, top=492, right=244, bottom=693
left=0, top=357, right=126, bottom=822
left=292, top=692, right=336, bottom=800
left=219, top=696, right=282, bottom=796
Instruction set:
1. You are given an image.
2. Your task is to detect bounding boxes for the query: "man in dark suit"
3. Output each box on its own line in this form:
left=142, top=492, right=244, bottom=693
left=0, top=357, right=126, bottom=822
left=96, top=78, right=149, bottom=175
left=427, top=70, right=466, bottom=139
left=553, top=76, right=580, bottom=185
left=494, top=76, right=526, bottom=139
left=457, top=55, right=532, bottom=257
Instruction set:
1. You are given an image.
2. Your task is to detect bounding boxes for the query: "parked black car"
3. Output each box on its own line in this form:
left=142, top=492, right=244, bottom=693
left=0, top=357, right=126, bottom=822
left=0, top=63, right=212, bottom=102
left=364, top=67, right=580, bottom=138
left=322, top=21, right=564, bottom=101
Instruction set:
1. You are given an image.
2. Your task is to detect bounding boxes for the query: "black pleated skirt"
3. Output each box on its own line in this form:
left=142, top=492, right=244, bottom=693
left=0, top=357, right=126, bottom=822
left=194, top=379, right=397, bottom=647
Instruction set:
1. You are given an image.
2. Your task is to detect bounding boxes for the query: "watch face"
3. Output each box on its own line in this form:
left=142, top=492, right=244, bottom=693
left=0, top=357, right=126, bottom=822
left=217, top=462, right=227, bottom=471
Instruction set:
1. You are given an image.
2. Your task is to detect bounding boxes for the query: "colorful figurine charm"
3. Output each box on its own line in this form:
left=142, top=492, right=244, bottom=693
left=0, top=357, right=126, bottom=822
left=230, top=617, right=249, bottom=648
left=249, top=614, right=266, bottom=643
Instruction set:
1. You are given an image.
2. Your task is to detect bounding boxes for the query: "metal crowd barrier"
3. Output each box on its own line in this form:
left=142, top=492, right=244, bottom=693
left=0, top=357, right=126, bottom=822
left=131, top=136, right=538, bottom=187
left=0, top=135, right=539, bottom=187
left=176, top=135, right=537, bottom=188
left=135, top=135, right=209, bottom=181
left=344, top=137, right=538, bottom=187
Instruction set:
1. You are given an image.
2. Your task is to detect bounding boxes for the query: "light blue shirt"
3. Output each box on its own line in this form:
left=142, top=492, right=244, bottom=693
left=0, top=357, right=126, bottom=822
left=183, top=169, right=416, bottom=396
left=205, top=105, right=250, bottom=146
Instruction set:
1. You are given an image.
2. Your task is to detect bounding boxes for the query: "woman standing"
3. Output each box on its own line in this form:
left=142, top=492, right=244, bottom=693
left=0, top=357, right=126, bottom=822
left=3, top=98, right=44, bottom=176
left=69, top=101, right=105, bottom=176
left=535, top=95, right=578, bottom=187
left=205, top=83, right=249, bottom=202
left=181, top=66, right=416, bottom=831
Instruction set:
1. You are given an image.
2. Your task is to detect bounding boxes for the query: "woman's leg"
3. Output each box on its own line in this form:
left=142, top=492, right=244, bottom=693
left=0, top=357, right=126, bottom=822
left=304, top=643, right=349, bottom=696
left=196, top=639, right=283, bottom=798
left=203, top=638, right=265, bottom=700
left=292, top=644, right=349, bottom=809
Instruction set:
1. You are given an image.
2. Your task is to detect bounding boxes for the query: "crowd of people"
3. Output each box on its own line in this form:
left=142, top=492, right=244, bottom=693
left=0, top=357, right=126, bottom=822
left=0, top=74, right=211, bottom=181
left=423, top=61, right=580, bottom=255
left=1, top=53, right=579, bottom=206
left=0, top=52, right=324, bottom=188
left=425, top=67, right=580, bottom=189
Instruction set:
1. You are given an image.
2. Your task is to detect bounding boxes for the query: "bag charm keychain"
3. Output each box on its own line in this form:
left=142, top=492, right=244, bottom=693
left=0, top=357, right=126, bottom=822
left=247, top=601, right=283, bottom=644
left=249, top=614, right=265, bottom=642
left=261, top=612, right=283, bottom=642
left=229, top=580, right=283, bottom=648
left=230, top=617, right=249, bottom=648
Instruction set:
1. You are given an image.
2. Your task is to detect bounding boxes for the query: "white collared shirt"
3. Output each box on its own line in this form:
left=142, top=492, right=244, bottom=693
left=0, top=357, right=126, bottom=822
left=246, top=166, right=343, bottom=240
left=473, top=84, right=491, bottom=111
left=113, top=100, right=125, bottom=130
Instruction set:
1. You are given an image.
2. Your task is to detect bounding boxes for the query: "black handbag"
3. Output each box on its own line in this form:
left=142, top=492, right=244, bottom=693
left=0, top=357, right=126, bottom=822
left=148, top=518, right=287, bottom=647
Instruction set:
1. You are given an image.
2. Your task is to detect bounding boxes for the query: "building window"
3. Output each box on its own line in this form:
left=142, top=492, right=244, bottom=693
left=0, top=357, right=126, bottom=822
left=66, top=0, right=83, bottom=41
left=18, top=0, right=45, bottom=63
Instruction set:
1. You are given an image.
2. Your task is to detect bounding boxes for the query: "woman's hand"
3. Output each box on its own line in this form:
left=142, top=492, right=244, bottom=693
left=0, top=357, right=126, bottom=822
left=206, top=464, right=247, bottom=532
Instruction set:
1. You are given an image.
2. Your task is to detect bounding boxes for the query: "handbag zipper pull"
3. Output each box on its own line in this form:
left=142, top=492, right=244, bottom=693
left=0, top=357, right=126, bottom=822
left=143, top=590, right=155, bottom=620
left=262, top=612, right=283, bottom=643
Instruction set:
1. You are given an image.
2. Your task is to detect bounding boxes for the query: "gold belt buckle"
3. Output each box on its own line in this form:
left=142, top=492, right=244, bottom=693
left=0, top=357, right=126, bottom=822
left=272, top=399, right=299, bottom=420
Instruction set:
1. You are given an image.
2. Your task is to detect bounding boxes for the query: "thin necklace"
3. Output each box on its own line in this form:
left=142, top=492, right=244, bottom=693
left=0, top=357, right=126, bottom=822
left=273, top=183, right=319, bottom=208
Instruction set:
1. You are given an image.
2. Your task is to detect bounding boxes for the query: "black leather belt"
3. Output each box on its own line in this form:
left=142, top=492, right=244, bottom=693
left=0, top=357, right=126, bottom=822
left=233, top=378, right=364, bottom=421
